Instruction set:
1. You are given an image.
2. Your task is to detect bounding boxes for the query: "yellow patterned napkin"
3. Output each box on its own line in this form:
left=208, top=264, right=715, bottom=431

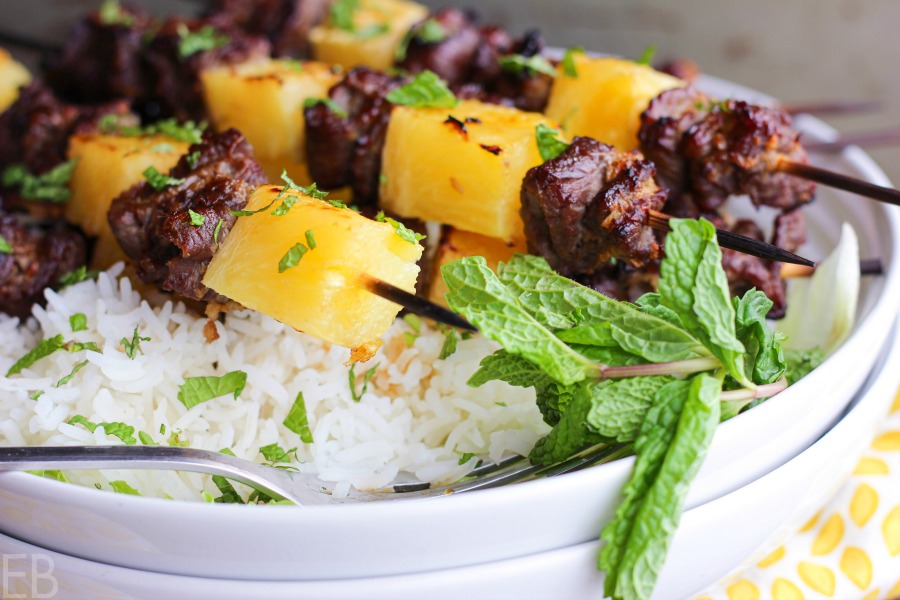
left=697, top=389, right=900, bottom=600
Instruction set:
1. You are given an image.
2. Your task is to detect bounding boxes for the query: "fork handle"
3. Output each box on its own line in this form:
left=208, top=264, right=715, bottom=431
left=0, top=446, right=330, bottom=506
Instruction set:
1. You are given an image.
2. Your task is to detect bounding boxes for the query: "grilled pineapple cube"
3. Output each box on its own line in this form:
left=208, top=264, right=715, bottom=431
left=381, top=99, right=559, bottom=243
left=66, top=134, right=190, bottom=268
left=0, top=48, right=30, bottom=112
left=544, top=55, right=684, bottom=151
left=309, top=0, right=428, bottom=71
left=203, top=185, right=423, bottom=352
left=428, top=228, right=526, bottom=307
left=200, top=59, right=340, bottom=184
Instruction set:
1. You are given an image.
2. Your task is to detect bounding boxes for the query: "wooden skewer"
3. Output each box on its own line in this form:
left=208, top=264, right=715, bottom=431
left=775, top=158, right=900, bottom=208
left=647, top=210, right=815, bottom=267
left=781, top=258, right=884, bottom=279
left=782, top=100, right=881, bottom=117
left=804, top=128, right=900, bottom=153
left=358, top=274, right=478, bottom=332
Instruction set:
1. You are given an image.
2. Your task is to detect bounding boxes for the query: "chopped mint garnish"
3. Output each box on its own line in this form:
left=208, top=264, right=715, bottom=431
left=302, top=97, right=348, bottom=118
left=499, top=54, right=557, bottom=78
left=98, top=0, right=136, bottom=27
left=0, top=234, right=12, bottom=254
left=386, top=70, right=458, bottom=109
left=58, top=266, right=100, bottom=289
left=143, top=166, right=185, bottom=190
left=70, top=313, right=88, bottom=332
left=56, top=360, right=88, bottom=387
left=188, top=209, right=205, bottom=226
left=349, top=363, right=379, bottom=403
left=121, top=326, right=151, bottom=359
left=6, top=334, right=101, bottom=376
left=186, top=150, right=201, bottom=169
left=68, top=415, right=137, bottom=445
left=304, top=229, right=317, bottom=250
left=376, top=211, right=425, bottom=244
left=562, top=46, right=584, bottom=77
left=259, top=443, right=298, bottom=464
left=535, top=124, right=569, bottom=162
left=109, top=480, right=141, bottom=495
left=177, top=371, right=248, bottom=409
left=636, top=44, right=657, bottom=66
left=283, top=391, right=314, bottom=443
left=329, top=0, right=359, bottom=31
left=278, top=242, right=308, bottom=272
left=1, top=160, right=79, bottom=203
left=99, top=116, right=206, bottom=144
left=138, top=431, right=158, bottom=445
left=177, top=23, right=230, bottom=59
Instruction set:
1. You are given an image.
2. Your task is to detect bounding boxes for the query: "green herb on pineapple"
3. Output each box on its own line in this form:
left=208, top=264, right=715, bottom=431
left=376, top=211, right=425, bottom=244
left=143, top=166, right=185, bottom=190
left=534, top=124, right=569, bottom=162
left=498, top=54, right=557, bottom=78
left=386, top=70, right=458, bottom=109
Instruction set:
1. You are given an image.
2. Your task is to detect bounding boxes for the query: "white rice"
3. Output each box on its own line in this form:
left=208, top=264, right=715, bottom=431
left=0, top=265, right=549, bottom=501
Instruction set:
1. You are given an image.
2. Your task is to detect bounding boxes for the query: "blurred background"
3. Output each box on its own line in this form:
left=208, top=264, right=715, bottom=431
left=4, top=0, right=900, bottom=181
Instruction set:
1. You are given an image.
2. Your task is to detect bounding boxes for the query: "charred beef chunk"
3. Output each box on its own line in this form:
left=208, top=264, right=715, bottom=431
left=0, top=82, right=134, bottom=176
left=43, top=3, right=154, bottom=104
left=656, top=58, right=700, bottom=83
left=639, top=87, right=816, bottom=212
left=205, top=0, right=329, bottom=57
left=0, top=213, right=88, bottom=318
left=520, top=137, right=666, bottom=276
left=771, top=206, right=806, bottom=253
left=577, top=260, right=660, bottom=303
left=398, top=9, right=552, bottom=112
left=304, top=67, right=407, bottom=205
left=107, top=129, right=267, bottom=302
left=719, top=219, right=788, bottom=318
left=140, top=18, right=271, bottom=121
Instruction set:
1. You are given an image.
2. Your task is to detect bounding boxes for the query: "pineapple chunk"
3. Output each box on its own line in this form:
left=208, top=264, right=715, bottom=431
left=309, top=0, right=428, bottom=71
left=0, top=48, right=30, bottom=112
left=203, top=185, right=423, bottom=351
left=544, top=55, right=685, bottom=151
left=428, top=228, right=526, bottom=307
left=66, top=134, right=190, bottom=268
left=200, top=59, right=340, bottom=184
left=380, top=99, right=559, bottom=243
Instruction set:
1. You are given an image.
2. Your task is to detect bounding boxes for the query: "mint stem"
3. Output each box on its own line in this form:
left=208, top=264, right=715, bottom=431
left=598, top=356, right=721, bottom=380
left=719, top=377, right=788, bottom=402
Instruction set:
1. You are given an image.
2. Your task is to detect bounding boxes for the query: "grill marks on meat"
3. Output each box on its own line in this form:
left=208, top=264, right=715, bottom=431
left=0, top=214, right=88, bottom=318
left=206, top=0, right=330, bottom=57
left=140, top=18, right=271, bottom=121
left=398, top=9, right=552, bottom=112
left=0, top=82, right=134, bottom=176
left=304, top=67, right=407, bottom=205
left=107, top=129, right=267, bottom=302
left=520, top=137, right=666, bottom=276
left=639, top=86, right=816, bottom=211
left=44, top=4, right=154, bottom=105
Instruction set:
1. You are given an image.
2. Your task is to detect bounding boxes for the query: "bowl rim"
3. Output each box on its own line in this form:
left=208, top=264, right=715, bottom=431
left=2, top=75, right=900, bottom=522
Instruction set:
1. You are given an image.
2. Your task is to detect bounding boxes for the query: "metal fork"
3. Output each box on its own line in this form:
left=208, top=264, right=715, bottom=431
left=0, top=443, right=630, bottom=506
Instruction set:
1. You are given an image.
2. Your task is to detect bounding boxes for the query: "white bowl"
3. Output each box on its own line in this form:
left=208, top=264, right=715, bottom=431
left=0, top=76, right=898, bottom=581
left=2, top=323, right=896, bottom=600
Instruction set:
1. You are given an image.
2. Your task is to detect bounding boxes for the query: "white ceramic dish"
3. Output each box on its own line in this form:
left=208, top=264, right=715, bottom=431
left=0, top=75, right=898, bottom=581
left=3, top=323, right=896, bottom=600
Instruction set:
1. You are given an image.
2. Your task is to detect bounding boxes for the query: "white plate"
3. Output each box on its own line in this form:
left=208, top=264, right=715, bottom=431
left=0, top=75, right=898, bottom=581
left=3, top=324, right=896, bottom=600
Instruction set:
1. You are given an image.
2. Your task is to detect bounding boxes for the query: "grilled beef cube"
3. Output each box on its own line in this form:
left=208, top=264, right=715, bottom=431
left=719, top=219, right=789, bottom=318
left=206, top=0, right=330, bottom=57
left=0, top=82, right=134, bottom=176
left=577, top=260, right=661, bottom=304
left=640, top=86, right=816, bottom=211
left=520, top=136, right=666, bottom=276
left=398, top=9, right=551, bottom=112
left=107, top=129, right=267, bottom=302
left=0, top=213, right=88, bottom=318
left=43, top=3, right=154, bottom=105
left=304, top=67, right=407, bottom=205
left=140, top=18, right=271, bottom=121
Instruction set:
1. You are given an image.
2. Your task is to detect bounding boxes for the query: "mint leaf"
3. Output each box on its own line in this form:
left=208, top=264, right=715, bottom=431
left=499, top=54, right=557, bottom=78
left=7, top=335, right=66, bottom=376
left=784, top=347, right=825, bottom=385
left=99, top=116, right=206, bottom=144
left=587, top=376, right=675, bottom=443
left=177, top=24, right=230, bottom=58
left=68, top=415, right=137, bottom=445
left=259, top=443, right=298, bottom=464
left=177, top=371, right=248, bottom=409
left=348, top=363, right=379, bottom=403
left=2, top=160, right=78, bottom=203
left=98, top=0, right=136, bottom=27
left=561, top=46, right=584, bottom=77
left=636, top=44, right=657, bottom=66
left=58, top=266, right=100, bottom=289
left=69, top=313, right=88, bottom=332
left=278, top=242, right=308, bottom=272
left=733, top=289, right=786, bottom=385
left=121, top=326, right=150, bottom=359
left=302, top=97, right=348, bottom=119
left=442, top=257, right=600, bottom=385
left=599, top=372, right=722, bottom=600
left=657, top=219, right=751, bottom=387
left=188, top=209, right=205, bottom=226
left=305, top=229, right=317, bottom=250
left=109, top=480, right=141, bottom=495
left=534, top=124, right=568, bottom=162
left=283, top=391, right=314, bottom=443
left=143, top=166, right=185, bottom=190
left=468, top=350, right=554, bottom=389
left=439, top=328, right=459, bottom=359
left=0, top=234, right=12, bottom=254
left=211, top=476, right=244, bottom=503
left=329, top=0, right=358, bottom=31
left=417, top=18, right=446, bottom=43
left=138, top=431, right=158, bottom=445
left=386, top=70, right=458, bottom=108
left=376, top=211, right=425, bottom=244
left=56, top=360, right=88, bottom=387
